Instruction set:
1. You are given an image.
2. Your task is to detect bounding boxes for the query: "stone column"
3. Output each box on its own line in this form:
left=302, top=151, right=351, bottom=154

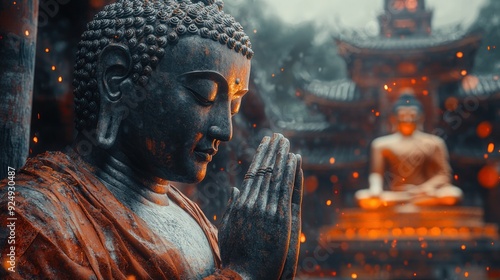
left=0, top=1, right=39, bottom=179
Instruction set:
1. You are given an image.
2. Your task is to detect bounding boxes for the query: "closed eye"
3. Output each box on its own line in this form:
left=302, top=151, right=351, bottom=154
left=184, top=86, right=213, bottom=106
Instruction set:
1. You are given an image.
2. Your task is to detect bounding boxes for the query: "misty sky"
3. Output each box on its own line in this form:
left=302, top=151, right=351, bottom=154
left=263, top=0, right=487, bottom=31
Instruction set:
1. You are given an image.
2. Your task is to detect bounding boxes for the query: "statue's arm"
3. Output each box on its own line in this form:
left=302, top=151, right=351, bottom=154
left=420, top=138, right=451, bottom=190
left=368, top=141, right=384, bottom=195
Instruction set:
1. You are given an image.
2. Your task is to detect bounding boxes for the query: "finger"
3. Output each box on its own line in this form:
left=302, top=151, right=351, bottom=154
left=276, top=153, right=297, bottom=217
left=221, top=187, right=240, bottom=228
left=291, top=154, right=303, bottom=208
left=245, top=133, right=283, bottom=207
left=280, top=209, right=301, bottom=280
left=256, top=136, right=289, bottom=211
left=281, top=154, right=303, bottom=280
left=238, top=136, right=270, bottom=207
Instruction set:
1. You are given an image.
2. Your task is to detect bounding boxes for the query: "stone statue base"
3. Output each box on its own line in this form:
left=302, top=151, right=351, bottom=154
left=321, top=206, right=498, bottom=241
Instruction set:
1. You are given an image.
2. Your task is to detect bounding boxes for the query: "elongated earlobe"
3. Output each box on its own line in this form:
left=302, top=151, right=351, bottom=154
left=96, top=44, right=132, bottom=148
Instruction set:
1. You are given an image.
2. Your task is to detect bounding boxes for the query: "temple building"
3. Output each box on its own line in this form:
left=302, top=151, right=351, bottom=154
left=277, top=0, right=500, bottom=278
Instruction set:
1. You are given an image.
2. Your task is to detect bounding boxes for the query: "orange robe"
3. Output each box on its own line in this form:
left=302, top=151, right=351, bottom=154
left=0, top=152, right=239, bottom=279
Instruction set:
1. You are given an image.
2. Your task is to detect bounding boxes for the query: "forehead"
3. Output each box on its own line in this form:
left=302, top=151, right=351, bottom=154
left=396, top=106, right=419, bottom=115
left=156, top=36, right=251, bottom=90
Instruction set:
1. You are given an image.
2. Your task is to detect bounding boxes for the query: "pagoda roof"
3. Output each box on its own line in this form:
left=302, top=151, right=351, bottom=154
left=457, top=74, right=500, bottom=100
left=299, top=145, right=368, bottom=171
left=299, top=78, right=374, bottom=107
left=335, top=26, right=482, bottom=54
left=277, top=120, right=331, bottom=133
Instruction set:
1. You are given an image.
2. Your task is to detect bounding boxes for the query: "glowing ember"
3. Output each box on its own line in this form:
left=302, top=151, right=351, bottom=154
left=329, top=157, right=335, bottom=164
left=58, top=76, right=63, bottom=83
left=304, top=175, right=318, bottom=193
left=24, top=30, right=29, bottom=36
left=33, top=136, right=38, bottom=143
left=213, top=215, right=217, bottom=221
left=488, top=143, right=494, bottom=153
left=444, top=97, right=459, bottom=111
left=300, top=233, right=306, bottom=243
left=478, top=165, right=499, bottom=188
left=456, top=52, right=464, bottom=58
left=352, top=172, right=359, bottom=179
left=476, top=121, right=492, bottom=138
left=461, top=244, right=466, bottom=250
left=45, top=48, right=50, bottom=53
left=330, top=175, right=338, bottom=183
left=326, top=200, right=332, bottom=206
left=461, top=70, right=467, bottom=76
left=351, top=273, right=358, bottom=279
left=51, top=66, right=56, bottom=71
left=384, top=84, right=389, bottom=90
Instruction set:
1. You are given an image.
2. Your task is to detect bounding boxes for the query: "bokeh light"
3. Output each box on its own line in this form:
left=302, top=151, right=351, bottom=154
left=476, top=121, right=492, bottom=138
left=478, top=165, right=499, bottom=188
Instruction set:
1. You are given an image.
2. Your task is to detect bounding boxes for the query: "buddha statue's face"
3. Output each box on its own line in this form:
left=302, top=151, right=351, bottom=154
left=122, top=36, right=251, bottom=183
left=395, top=105, right=420, bottom=136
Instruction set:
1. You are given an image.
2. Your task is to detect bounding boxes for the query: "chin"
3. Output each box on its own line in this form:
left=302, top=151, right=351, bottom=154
left=170, top=166, right=207, bottom=184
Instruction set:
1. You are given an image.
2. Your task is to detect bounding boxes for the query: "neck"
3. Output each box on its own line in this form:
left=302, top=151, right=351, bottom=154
left=397, top=130, right=419, bottom=138
left=72, top=134, right=171, bottom=206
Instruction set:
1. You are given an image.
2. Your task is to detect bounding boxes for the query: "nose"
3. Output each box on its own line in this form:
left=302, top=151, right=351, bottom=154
left=208, top=112, right=232, bottom=142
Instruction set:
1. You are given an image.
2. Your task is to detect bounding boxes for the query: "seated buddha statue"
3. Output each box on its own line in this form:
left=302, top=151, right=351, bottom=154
left=0, top=0, right=303, bottom=279
left=355, top=93, right=463, bottom=209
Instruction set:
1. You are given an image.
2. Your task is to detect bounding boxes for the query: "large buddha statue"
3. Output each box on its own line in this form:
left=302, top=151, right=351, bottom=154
left=355, top=93, right=463, bottom=209
left=0, top=0, right=304, bottom=279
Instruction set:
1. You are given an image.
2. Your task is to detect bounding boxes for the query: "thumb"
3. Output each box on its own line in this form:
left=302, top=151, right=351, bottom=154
left=221, top=187, right=240, bottom=226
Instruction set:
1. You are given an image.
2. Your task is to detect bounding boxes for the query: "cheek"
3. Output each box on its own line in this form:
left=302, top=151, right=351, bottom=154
left=145, top=138, right=170, bottom=158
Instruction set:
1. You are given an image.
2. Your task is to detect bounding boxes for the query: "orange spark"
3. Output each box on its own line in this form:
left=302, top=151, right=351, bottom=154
left=488, top=143, right=494, bottom=153
left=300, top=233, right=306, bottom=243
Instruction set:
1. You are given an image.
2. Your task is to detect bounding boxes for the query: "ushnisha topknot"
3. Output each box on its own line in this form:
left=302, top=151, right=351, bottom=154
left=73, top=0, right=253, bottom=131
left=392, top=92, right=423, bottom=114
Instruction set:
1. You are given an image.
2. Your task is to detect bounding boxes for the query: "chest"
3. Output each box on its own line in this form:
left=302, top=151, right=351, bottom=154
left=132, top=201, right=215, bottom=279
left=382, top=140, right=434, bottom=168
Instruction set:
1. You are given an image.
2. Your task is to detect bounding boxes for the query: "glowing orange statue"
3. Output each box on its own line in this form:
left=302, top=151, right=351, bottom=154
left=355, top=93, right=463, bottom=209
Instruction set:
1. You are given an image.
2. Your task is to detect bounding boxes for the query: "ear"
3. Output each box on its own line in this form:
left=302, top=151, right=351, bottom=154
left=96, top=43, right=133, bottom=148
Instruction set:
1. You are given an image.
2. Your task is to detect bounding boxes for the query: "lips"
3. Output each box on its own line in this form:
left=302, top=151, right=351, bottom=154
left=194, top=147, right=217, bottom=162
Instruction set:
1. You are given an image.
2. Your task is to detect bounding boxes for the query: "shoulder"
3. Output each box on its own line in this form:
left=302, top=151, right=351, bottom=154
left=371, top=134, right=397, bottom=149
left=0, top=158, right=80, bottom=238
left=418, top=132, right=446, bottom=148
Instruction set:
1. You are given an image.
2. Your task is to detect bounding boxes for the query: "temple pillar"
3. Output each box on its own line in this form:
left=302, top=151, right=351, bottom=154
left=0, top=1, right=39, bottom=179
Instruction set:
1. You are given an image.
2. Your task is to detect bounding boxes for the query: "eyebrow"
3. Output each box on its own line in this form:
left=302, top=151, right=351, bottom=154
left=176, top=70, right=229, bottom=90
